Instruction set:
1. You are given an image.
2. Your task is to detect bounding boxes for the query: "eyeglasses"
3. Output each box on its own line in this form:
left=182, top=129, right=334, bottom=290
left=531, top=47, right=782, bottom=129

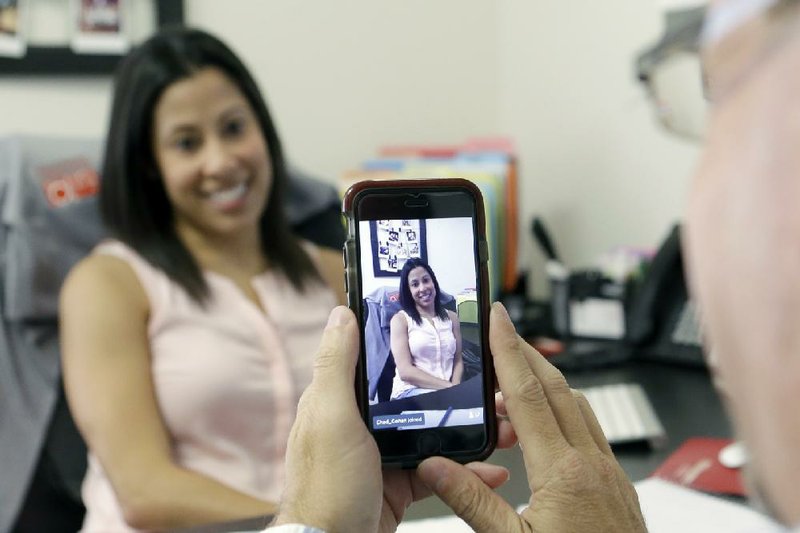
left=636, top=6, right=709, bottom=142
left=637, top=1, right=800, bottom=142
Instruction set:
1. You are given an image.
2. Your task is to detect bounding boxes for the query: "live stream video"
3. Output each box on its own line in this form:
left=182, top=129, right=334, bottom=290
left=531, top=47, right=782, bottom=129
left=359, top=217, right=485, bottom=431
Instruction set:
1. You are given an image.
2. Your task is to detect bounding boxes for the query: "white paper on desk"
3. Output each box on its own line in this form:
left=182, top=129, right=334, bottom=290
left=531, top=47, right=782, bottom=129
left=569, top=298, right=625, bottom=338
left=396, top=515, right=472, bottom=532
left=396, top=478, right=781, bottom=532
left=635, top=478, right=782, bottom=532
left=397, top=479, right=782, bottom=533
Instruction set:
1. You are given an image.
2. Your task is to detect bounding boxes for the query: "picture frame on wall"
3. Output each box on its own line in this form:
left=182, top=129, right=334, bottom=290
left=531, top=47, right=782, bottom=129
left=370, top=219, right=427, bottom=277
left=70, top=0, right=129, bottom=54
left=0, top=0, right=182, bottom=75
left=0, top=0, right=26, bottom=58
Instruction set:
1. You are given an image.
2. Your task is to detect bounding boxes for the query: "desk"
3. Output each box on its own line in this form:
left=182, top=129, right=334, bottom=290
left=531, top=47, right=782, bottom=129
left=173, top=360, right=733, bottom=530
left=404, top=359, right=732, bottom=520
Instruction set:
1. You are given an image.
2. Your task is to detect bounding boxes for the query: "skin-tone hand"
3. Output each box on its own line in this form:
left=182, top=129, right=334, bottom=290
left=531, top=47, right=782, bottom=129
left=273, top=306, right=512, bottom=533
left=417, top=303, right=646, bottom=533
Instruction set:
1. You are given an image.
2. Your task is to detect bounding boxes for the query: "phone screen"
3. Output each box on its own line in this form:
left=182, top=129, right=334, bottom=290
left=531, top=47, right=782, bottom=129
left=345, top=182, right=495, bottom=466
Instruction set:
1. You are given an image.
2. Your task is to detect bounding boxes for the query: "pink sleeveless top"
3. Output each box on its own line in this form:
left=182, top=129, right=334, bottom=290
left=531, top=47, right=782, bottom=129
left=391, top=310, right=457, bottom=399
left=80, top=240, right=336, bottom=532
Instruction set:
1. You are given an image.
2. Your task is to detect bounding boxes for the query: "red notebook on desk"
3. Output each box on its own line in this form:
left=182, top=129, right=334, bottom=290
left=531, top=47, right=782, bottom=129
left=650, top=437, right=746, bottom=497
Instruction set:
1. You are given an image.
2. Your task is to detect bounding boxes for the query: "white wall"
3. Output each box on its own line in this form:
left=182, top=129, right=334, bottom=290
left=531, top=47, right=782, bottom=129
left=186, top=0, right=500, bottom=187
left=0, top=0, right=701, bottom=298
left=358, top=217, right=476, bottom=299
left=497, top=0, right=701, bottom=295
left=426, top=218, right=477, bottom=297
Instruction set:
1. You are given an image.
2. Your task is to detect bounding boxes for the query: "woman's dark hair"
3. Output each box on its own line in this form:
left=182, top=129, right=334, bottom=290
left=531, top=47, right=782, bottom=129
left=100, top=26, right=319, bottom=303
left=398, top=258, right=448, bottom=326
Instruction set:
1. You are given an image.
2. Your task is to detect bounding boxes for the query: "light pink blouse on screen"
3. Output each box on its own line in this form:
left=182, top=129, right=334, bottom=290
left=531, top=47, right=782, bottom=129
left=391, top=310, right=456, bottom=399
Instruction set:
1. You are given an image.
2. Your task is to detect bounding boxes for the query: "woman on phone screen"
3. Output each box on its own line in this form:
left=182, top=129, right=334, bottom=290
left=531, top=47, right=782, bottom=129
left=390, top=258, right=464, bottom=400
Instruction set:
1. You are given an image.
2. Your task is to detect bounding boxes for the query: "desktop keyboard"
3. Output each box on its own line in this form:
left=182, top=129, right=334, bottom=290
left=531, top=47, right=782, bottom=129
left=580, top=383, right=667, bottom=448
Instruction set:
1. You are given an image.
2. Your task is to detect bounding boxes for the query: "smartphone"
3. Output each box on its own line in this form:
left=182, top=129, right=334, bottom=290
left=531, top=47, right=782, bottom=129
left=342, top=178, right=497, bottom=467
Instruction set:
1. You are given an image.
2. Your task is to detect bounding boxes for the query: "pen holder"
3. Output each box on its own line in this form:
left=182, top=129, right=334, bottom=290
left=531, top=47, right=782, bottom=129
left=548, top=263, right=629, bottom=341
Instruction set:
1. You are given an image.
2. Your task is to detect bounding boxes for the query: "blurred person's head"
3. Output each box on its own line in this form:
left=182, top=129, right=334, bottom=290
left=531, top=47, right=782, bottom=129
left=641, top=0, right=800, bottom=525
left=637, top=2, right=708, bottom=139
left=398, top=258, right=448, bottom=325
left=100, top=27, right=318, bottom=302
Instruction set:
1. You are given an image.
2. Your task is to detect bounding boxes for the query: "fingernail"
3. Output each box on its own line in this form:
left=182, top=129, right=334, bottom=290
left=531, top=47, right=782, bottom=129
left=492, top=302, right=511, bottom=322
left=326, top=306, right=350, bottom=328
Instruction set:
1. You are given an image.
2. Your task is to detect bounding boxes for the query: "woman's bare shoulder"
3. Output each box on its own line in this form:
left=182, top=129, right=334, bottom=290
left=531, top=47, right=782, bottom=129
left=301, top=240, right=346, bottom=305
left=61, top=253, right=148, bottom=313
left=391, top=310, right=410, bottom=328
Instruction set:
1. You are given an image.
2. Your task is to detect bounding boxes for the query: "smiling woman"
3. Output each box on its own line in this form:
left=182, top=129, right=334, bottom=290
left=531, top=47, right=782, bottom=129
left=152, top=67, right=273, bottom=259
left=58, top=27, right=345, bottom=532
left=390, top=258, right=464, bottom=400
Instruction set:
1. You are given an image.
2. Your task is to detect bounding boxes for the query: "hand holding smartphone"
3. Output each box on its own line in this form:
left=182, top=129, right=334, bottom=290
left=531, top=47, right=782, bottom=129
left=342, top=178, right=497, bottom=467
